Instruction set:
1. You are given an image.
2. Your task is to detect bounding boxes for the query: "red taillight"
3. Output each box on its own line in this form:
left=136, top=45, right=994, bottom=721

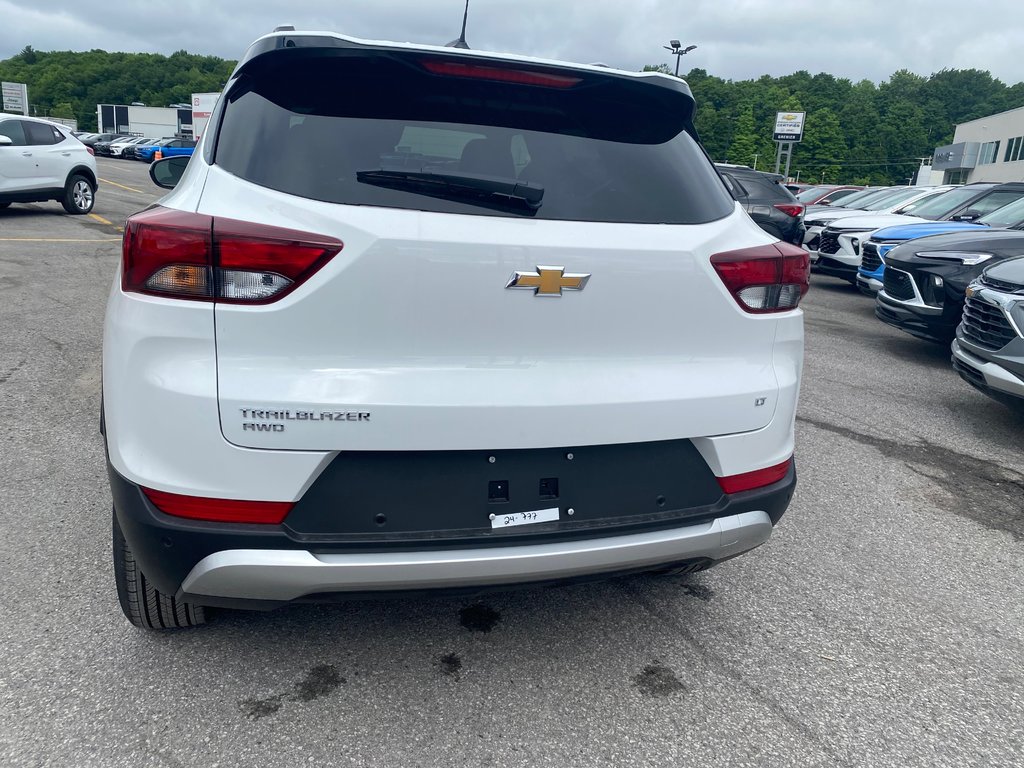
left=86, top=146, right=95, bottom=156
left=421, top=59, right=581, bottom=88
left=710, top=243, right=810, bottom=313
left=774, top=203, right=804, bottom=218
left=142, top=487, right=294, bottom=524
left=122, top=207, right=213, bottom=299
left=716, top=458, right=792, bottom=494
left=121, top=206, right=343, bottom=303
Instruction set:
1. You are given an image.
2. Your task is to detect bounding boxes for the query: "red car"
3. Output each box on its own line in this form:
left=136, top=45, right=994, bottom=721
left=794, top=185, right=864, bottom=206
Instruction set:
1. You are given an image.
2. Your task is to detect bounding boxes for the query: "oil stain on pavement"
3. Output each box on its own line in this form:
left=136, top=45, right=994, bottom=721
left=634, top=663, right=686, bottom=697
left=438, top=653, right=463, bottom=677
left=239, top=664, right=345, bottom=719
left=459, top=603, right=501, bottom=632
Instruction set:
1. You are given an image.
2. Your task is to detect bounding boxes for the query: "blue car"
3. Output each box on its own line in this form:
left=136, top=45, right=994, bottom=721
left=135, top=137, right=196, bottom=163
left=857, top=190, right=1024, bottom=295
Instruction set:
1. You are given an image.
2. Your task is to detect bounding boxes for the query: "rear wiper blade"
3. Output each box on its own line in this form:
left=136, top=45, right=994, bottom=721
left=356, top=169, right=544, bottom=212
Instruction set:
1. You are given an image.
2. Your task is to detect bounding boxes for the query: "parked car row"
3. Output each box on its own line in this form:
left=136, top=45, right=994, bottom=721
left=73, top=132, right=196, bottom=163
left=800, top=182, right=1024, bottom=411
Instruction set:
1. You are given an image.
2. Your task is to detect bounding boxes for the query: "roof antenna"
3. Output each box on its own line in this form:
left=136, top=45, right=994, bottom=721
left=446, top=0, right=471, bottom=49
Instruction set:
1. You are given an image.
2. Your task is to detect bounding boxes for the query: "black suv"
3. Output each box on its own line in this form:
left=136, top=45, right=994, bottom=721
left=716, top=165, right=804, bottom=244
left=876, top=223, right=1024, bottom=343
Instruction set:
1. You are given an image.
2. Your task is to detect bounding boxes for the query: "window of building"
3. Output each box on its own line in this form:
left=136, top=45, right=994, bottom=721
left=979, top=140, right=1001, bottom=164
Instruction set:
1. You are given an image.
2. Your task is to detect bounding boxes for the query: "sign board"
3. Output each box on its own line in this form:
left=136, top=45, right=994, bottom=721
left=2, top=81, right=29, bottom=115
left=773, top=111, right=805, bottom=143
left=191, top=92, right=220, bottom=142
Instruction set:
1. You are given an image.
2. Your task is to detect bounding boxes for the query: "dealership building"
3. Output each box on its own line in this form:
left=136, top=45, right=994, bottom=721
left=933, top=105, right=1024, bottom=184
left=95, top=103, right=194, bottom=138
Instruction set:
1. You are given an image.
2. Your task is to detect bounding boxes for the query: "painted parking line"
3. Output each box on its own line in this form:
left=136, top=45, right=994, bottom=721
left=89, top=213, right=114, bottom=226
left=99, top=177, right=145, bottom=194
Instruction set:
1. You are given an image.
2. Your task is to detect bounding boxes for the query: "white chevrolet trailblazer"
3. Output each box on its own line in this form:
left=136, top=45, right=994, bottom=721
left=102, top=30, right=808, bottom=629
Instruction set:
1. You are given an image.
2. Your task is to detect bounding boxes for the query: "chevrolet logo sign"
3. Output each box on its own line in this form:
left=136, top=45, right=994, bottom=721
left=506, top=266, right=591, bottom=297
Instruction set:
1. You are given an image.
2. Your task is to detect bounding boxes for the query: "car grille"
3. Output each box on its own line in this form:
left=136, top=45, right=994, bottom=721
left=951, top=356, right=986, bottom=388
left=883, top=268, right=916, bottom=301
left=818, top=232, right=840, bottom=255
left=961, top=294, right=1018, bottom=350
left=861, top=243, right=882, bottom=272
left=980, top=272, right=1023, bottom=293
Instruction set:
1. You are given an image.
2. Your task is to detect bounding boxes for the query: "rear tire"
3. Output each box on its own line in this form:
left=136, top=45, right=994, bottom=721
left=112, top=510, right=206, bottom=630
left=61, top=173, right=95, bottom=215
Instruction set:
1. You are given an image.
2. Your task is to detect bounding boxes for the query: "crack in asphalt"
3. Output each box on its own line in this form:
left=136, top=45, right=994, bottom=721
left=798, top=415, right=1024, bottom=540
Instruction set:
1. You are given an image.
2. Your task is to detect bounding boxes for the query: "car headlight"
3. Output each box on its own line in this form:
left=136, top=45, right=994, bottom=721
left=915, top=251, right=993, bottom=266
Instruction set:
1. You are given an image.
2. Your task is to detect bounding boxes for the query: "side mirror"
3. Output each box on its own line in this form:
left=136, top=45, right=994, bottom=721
left=149, top=155, right=190, bottom=189
left=0, top=135, right=12, bottom=146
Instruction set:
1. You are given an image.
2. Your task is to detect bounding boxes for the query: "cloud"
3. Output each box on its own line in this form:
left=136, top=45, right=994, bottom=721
left=1, top=0, right=1023, bottom=86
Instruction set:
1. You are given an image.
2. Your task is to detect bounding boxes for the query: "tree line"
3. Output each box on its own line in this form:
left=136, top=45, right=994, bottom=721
left=2, top=46, right=1022, bottom=185
left=0, top=46, right=233, bottom=132
left=647, top=64, right=1024, bottom=184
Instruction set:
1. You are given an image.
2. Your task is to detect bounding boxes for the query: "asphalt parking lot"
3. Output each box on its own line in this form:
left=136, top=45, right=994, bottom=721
left=1, top=158, right=1022, bottom=767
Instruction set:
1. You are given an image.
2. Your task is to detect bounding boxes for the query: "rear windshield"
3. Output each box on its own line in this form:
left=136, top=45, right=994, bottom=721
left=979, top=196, right=1024, bottom=228
left=903, top=186, right=982, bottom=219
left=214, top=53, right=733, bottom=224
left=795, top=186, right=831, bottom=202
left=862, top=187, right=925, bottom=211
left=826, top=188, right=880, bottom=208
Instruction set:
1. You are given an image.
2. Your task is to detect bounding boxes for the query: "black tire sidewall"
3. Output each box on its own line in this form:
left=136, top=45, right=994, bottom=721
left=63, top=173, right=95, bottom=215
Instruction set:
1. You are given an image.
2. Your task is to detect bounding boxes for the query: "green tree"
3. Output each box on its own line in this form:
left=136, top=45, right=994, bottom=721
left=727, top=103, right=759, bottom=167
left=799, top=108, right=847, bottom=183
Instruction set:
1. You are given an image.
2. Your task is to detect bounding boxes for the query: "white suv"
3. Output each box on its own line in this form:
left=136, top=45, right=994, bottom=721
left=103, top=30, right=808, bottom=629
left=0, top=115, right=97, bottom=214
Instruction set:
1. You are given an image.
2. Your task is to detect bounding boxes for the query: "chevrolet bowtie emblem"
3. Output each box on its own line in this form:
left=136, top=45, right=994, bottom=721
left=506, top=266, right=591, bottom=297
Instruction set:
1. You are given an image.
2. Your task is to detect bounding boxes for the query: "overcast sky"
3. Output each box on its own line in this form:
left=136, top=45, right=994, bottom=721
left=1, top=0, right=1023, bottom=86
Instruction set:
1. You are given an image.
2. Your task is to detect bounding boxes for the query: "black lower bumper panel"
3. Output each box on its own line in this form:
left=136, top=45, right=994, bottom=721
left=108, top=440, right=796, bottom=603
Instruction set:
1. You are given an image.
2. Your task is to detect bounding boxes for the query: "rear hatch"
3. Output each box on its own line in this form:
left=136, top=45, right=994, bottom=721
left=202, top=40, right=790, bottom=451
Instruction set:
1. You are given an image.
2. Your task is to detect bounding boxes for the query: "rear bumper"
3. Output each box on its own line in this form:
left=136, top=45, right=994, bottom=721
left=181, top=511, right=775, bottom=602
left=109, top=457, right=795, bottom=606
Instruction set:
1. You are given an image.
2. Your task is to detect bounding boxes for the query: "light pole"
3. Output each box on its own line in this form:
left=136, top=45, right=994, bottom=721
left=663, top=40, right=697, bottom=76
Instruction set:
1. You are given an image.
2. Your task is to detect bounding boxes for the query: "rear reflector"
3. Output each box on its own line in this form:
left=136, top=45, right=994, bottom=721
left=122, top=206, right=343, bottom=303
left=716, top=458, right=792, bottom=494
left=142, top=487, right=294, bottom=524
left=421, top=59, right=581, bottom=88
left=711, top=243, right=810, bottom=313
